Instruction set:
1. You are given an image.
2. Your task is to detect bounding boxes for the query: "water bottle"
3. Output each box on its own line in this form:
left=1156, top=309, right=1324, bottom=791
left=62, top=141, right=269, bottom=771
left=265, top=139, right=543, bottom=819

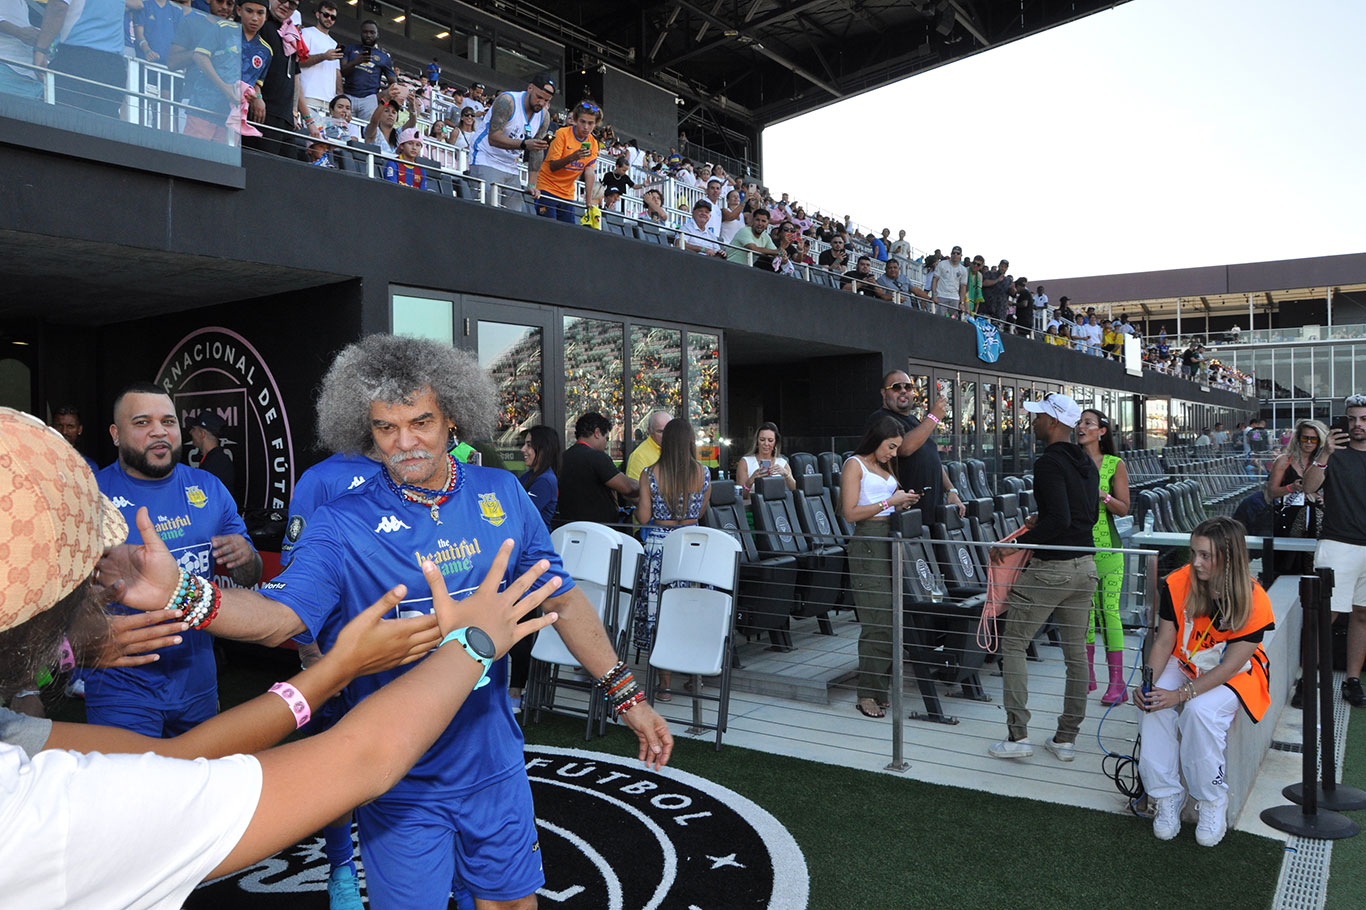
left=1143, top=511, right=1155, bottom=533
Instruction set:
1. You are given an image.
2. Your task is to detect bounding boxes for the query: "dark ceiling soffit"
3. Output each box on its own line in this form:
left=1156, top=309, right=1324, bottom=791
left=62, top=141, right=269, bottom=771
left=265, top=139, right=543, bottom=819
left=653, top=0, right=832, bottom=71
left=666, top=0, right=842, bottom=98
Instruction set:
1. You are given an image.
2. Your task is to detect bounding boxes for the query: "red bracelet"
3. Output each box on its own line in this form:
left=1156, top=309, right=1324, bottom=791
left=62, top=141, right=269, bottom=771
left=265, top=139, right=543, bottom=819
left=192, top=582, right=222, bottom=630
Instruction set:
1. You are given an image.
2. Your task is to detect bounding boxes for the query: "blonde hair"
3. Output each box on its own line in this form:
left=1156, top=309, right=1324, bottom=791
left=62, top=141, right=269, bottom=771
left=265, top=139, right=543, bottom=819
left=1282, top=418, right=1329, bottom=463
left=1184, top=517, right=1254, bottom=631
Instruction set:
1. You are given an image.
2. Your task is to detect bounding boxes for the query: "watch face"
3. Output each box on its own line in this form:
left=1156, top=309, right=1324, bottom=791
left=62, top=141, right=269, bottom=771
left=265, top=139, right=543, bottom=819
left=465, top=627, right=496, bottom=659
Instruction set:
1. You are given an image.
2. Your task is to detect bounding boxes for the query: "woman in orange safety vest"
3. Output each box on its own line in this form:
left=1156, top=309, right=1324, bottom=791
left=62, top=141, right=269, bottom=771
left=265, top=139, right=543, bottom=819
left=1135, top=516, right=1273, bottom=848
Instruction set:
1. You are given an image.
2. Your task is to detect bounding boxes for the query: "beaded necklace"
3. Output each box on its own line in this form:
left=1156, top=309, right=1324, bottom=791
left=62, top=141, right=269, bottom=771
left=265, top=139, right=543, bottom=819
left=382, top=453, right=461, bottom=524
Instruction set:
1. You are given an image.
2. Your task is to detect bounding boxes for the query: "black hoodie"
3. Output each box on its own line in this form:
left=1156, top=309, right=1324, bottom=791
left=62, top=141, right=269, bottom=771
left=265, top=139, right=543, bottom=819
left=1018, top=441, right=1099, bottom=560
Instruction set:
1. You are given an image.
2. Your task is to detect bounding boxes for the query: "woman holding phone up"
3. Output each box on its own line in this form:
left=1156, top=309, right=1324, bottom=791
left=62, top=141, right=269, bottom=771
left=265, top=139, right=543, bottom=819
left=736, top=422, right=796, bottom=498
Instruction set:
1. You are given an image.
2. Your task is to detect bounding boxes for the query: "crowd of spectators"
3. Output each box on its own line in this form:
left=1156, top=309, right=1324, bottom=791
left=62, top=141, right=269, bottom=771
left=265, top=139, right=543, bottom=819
left=0, top=0, right=1261, bottom=397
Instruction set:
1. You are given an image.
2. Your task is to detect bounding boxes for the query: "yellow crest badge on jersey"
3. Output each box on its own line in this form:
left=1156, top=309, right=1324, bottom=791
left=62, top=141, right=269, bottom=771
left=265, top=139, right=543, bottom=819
left=478, top=492, right=507, bottom=527
left=185, top=485, right=208, bottom=509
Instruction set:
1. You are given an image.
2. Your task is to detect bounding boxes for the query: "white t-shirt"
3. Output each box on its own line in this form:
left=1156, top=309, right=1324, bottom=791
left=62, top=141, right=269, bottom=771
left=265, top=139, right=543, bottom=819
left=741, top=454, right=788, bottom=486
left=298, top=26, right=340, bottom=102
left=0, top=743, right=262, bottom=909
left=0, top=0, right=37, bottom=81
left=932, top=260, right=968, bottom=301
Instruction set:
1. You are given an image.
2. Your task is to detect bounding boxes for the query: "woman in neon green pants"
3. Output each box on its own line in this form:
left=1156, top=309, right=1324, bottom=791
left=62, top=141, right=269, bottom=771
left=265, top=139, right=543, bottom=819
left=1078, top=409, right=1131, bottom=704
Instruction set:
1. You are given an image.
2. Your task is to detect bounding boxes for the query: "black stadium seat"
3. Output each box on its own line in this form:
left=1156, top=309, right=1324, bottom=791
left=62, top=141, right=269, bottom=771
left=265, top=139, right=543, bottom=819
left=701, top=481, right=799, bottom=653
left=752, top=475, right=842, bottom=649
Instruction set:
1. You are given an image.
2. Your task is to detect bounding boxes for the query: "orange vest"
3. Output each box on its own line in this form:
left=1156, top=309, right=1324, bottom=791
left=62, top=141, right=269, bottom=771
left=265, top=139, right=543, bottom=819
left=1164, top=565, right=1273, bottom=723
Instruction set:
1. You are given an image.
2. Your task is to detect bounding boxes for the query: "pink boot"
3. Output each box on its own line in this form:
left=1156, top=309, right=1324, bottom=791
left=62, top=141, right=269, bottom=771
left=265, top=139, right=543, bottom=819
left=1101, top=650, right=1128, bottom=705
left=1086, top=644, right=1097, bottom=692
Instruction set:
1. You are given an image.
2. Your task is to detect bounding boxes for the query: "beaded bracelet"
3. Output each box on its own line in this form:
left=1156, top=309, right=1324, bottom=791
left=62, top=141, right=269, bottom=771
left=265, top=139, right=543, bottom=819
left=614, top=690, right=647, bottom=716
left=269, top=681, right=312, bottom=729
left=1180, top=680, right=1197, bottom=703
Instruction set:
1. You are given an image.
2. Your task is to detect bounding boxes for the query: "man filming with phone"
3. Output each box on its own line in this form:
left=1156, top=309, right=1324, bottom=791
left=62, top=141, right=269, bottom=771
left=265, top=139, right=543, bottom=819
left=1302, top=394, right=1366, bottom=707
left=341, top=20, right=395, bottom=122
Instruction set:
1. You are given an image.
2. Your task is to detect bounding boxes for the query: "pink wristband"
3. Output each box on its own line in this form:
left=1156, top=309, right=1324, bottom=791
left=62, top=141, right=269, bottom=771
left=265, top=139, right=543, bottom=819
left=1103, top=493, right=1112, bottom=505
left=269, top=682, right=312, bottom=729
left=926, top=413, right=941, bottom=425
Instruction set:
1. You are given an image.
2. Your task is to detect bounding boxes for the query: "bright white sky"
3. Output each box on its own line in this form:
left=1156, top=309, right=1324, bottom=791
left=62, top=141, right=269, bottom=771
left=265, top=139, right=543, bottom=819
left=761, top=0, right=1366, bottom=281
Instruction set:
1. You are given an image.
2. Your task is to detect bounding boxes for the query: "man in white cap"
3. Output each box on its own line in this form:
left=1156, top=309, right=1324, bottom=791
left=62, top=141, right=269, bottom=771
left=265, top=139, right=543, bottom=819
left=988, top=392, right=1099, bottom=762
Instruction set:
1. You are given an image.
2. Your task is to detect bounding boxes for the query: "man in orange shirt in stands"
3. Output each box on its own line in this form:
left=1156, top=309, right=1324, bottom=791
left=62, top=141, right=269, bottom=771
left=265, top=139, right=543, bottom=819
left=531, top=100, right=602, bottom=223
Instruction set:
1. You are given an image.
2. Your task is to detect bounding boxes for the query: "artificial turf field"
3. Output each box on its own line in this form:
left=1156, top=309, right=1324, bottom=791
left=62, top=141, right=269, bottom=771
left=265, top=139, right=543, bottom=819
left=50, top=641, right=1326, bottom=907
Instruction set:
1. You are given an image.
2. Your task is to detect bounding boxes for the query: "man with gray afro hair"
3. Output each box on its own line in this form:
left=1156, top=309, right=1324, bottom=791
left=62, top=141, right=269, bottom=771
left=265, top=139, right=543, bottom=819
left=317, top=334, right=498, bottom=458
left=98, top=331, right=675, bottom=909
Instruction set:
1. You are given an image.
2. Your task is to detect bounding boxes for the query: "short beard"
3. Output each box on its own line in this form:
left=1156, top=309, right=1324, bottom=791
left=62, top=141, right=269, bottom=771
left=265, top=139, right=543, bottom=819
left=120, top=441, right=178, bottom=479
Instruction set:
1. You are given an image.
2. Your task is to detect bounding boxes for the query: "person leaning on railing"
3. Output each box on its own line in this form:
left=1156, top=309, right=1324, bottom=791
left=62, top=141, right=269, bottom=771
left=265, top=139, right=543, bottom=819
left=842, top=417, right=921, bottom=719
left=1136, top=516, right=1273, bottom=847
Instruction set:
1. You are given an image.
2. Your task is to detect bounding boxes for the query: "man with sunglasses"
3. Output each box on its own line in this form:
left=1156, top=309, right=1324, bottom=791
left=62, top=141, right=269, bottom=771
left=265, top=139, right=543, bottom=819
left=469, top=71, right=555, bottom=212
left=298, top=0, right=342, bottom=121
left=865, top=371, right=962, bottom=522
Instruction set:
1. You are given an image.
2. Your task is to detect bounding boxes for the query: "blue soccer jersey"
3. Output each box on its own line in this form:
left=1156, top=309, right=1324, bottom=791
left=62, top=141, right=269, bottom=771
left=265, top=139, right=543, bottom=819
left=186, top=15, right=241, bottom=115
left=280, top=452, right=382, bottom=567
left=138, top=0, right=184, bottom=60
left=242, top=30, right=273, bottom=89
left=87, top=462, right=253, bottom=709
left=260, top=461, right=575, bottom=796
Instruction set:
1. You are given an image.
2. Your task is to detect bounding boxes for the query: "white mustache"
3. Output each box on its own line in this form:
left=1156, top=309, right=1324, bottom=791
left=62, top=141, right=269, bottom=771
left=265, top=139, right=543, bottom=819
left=388, top=449, right=434, bottom=467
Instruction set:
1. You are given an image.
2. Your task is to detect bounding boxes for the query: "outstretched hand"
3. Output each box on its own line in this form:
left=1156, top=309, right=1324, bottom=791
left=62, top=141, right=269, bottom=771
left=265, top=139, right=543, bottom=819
left=95, top=507, right=181, bottom=612
left=89, top=608, right=190, bottom=668
left=419, top=539, right=560, bottom=658
left=329, top=593, right=443, bottom=677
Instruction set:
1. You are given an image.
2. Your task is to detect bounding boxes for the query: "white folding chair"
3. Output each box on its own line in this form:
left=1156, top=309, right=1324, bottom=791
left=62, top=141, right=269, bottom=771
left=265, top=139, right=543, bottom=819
left=525, top=522, right=621, bottom=739
left=646, top=526, right=742, bottom=750
left=614, top=532, right=645, bottom=658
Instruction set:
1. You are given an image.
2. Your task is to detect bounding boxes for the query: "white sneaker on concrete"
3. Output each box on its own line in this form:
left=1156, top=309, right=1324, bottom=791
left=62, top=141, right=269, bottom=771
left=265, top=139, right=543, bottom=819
left=988, top=738, right=1033, bottom=759
left=1195, top=800, right=1227, bottom=847
left=1043, top=737, right=1075, bottom=762
left=1153, top=795, right=1183, bottom=841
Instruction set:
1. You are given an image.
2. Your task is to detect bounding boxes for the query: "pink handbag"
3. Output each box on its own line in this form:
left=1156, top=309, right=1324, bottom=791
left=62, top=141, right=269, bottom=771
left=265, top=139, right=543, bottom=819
left=977, top=526, right=1032, bottom=652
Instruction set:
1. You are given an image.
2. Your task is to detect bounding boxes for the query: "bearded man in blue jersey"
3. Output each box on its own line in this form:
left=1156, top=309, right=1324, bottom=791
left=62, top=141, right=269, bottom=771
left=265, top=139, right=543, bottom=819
left=101, top=336, right=673, bottom=910
left=86, top=382, right=262, bottom=736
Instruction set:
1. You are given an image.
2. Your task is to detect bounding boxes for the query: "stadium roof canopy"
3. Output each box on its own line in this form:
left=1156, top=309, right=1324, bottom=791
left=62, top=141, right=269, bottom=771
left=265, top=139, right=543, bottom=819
left=469, top=0, right=1133, bottom=129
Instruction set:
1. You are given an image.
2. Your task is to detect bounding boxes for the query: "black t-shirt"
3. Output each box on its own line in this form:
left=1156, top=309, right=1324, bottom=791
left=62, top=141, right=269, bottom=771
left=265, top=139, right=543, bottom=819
left=258, top=17, right=298, bottom=119
left=818, top=249, right=848, bottom=270
left=843, top=270, right=881, bottom=296
left=865, top=407, right=944, bottom=518
left=1321, top=446, right=1366, bottom=546
left=198, top=447, right=238, bottom=506
left=602, top=172, right=635, bottom=196
left=1158, top=586, right=1268, bottom=644
left=555, top=441, right=624, bottom=527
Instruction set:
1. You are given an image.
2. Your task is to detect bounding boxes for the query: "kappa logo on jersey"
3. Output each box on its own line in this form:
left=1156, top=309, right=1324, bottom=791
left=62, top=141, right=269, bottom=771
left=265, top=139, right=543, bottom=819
left=348, top=475, right=367, bottom=490
left=110, top=495, right=135, bottom=508
left=375, top=515, right=411, bottom=533
left=185, top=485, right=208, bottom=509
left=190, top=746, right=809, bottom=909
left=478, top=492, right=507, bottom=527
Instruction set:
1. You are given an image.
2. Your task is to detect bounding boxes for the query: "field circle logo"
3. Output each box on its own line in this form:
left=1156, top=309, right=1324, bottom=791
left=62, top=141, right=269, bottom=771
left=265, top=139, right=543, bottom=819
left=527, top=746, right=809, bottom=909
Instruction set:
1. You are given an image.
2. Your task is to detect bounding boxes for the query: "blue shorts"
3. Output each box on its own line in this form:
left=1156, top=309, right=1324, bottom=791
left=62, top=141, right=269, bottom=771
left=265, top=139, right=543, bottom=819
left=85, top=689, right=217, bottom=737
left=356, top=770, right=543, bottom=909
left=535, top=191, right=584, bottom=224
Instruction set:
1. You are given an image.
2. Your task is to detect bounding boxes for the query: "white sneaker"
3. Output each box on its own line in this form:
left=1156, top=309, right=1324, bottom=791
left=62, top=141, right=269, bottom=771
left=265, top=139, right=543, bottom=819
left=988, top=738, right=1033, bottom=759
left=1043, top=737, right=1075, bottom=762
left=1195, top=800, right=1227, bottom=847
left=1153, top=795, right=1183, bottom=841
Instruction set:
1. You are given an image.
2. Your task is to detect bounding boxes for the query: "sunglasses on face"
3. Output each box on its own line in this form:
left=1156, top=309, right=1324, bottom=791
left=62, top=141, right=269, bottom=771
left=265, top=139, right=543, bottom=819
left=1300, top=435, right=1319, bottom=442
left=885, top=382, right=914, bottom=392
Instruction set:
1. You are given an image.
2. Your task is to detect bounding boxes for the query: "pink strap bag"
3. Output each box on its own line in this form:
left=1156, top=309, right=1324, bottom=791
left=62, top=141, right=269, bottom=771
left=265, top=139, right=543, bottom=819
left=977, top=526, right=1032, bottom=652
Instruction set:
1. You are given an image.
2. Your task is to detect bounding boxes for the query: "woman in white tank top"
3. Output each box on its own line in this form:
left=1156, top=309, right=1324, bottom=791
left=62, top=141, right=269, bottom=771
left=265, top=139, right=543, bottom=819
left=841, top=416, right=920, bottom=719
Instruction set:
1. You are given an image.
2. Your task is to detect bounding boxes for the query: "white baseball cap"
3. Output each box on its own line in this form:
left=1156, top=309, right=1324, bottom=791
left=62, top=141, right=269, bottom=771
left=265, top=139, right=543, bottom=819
left=1022, top=392, right=1082, bottom=428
